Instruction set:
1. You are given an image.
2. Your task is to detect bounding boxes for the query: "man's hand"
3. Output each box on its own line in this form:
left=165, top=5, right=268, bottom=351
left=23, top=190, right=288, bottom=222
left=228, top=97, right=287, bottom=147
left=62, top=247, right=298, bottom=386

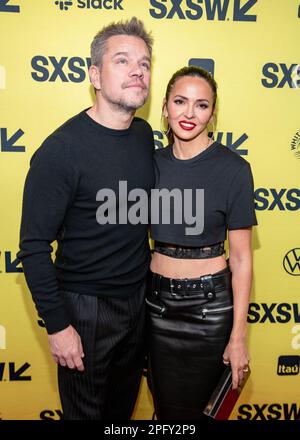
left=48, top=325, right=85, bottom=371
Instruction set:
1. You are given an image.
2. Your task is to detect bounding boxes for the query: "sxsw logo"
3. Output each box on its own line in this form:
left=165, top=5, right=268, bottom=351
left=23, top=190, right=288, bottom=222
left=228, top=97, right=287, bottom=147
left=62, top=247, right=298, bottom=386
left=0, top=325, right=6, bottom=350
left=248, top=303, right=300, bottom=324
left=254, top=188, right=300, bottom=211
left=262, top=63, right=300, bottom=89
left=154, top=131, right=249, bottom=155
left=54, top=0, right=124, bottom=11
left=237, top=403, right=300, bottom=420
left=149, top=0, right=257, bottom=21
left=277, top=356, right=299, bottom=376
left=40, top=409, right=63, bottom=420
left=283, top=249, right=300, bottom=276
left=0, top=251, right=23, bottom=272
left=0, top=0, right=20, bottom=13
left=0, top=362, right=31, bottom=381
left=0, top=129, right=25, bottom=152
left=31, top=56, right=91, bottom=83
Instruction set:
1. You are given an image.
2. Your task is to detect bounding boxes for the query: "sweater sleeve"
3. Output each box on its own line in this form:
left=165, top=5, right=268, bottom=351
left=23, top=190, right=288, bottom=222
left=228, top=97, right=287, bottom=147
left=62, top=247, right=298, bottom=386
left=17, top=134, right=77, bottom=334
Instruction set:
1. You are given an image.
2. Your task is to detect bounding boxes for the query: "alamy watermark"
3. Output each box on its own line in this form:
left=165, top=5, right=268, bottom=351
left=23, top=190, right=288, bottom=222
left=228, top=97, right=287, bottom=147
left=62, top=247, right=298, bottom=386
left=96, top=181, right=204, bottom=236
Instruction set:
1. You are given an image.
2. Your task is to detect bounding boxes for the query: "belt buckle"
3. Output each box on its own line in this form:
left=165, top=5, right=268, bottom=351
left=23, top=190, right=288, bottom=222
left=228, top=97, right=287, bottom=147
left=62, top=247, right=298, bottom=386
left=170, top=278, right=186, bottom=296
left=201, top=274, right=216, bottom=301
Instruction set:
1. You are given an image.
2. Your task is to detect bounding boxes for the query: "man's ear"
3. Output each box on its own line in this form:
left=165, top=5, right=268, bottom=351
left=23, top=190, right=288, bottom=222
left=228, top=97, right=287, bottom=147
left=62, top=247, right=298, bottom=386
left=88, top=65, right=101, bottom=90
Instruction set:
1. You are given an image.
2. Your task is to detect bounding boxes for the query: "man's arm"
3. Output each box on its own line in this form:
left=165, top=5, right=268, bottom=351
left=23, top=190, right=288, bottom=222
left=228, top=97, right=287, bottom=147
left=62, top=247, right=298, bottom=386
left=18, top=134, right=84, bottom=370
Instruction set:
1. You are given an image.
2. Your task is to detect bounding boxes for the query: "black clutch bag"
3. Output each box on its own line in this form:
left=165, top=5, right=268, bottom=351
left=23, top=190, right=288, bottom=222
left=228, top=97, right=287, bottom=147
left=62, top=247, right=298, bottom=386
left=203, top=365, right=251, bottom=420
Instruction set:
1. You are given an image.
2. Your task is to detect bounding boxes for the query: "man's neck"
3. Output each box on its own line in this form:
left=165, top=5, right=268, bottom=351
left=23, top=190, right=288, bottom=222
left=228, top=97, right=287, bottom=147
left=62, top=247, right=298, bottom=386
left=86, top=99, right=135, bottom=130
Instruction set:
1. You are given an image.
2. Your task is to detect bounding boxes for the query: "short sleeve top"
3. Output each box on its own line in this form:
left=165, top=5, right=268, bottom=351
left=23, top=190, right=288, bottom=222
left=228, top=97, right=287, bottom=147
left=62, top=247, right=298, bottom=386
left=150, top=142, right=257, bottom=246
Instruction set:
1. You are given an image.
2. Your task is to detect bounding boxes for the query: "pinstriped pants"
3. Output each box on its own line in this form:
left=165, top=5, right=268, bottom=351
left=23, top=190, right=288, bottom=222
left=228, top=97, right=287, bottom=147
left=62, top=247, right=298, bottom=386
left=57, top=282, right=146, bottom=420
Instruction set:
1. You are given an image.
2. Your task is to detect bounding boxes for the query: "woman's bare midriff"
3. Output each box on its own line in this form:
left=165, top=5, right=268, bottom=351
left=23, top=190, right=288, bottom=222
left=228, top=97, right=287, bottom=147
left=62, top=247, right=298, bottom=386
left=150, top=252, right=227, bottom=278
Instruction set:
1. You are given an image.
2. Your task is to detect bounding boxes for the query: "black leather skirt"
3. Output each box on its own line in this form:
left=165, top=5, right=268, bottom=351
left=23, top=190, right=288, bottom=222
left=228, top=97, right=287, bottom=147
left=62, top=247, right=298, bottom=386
left=146, top=267, right=233, bottom=420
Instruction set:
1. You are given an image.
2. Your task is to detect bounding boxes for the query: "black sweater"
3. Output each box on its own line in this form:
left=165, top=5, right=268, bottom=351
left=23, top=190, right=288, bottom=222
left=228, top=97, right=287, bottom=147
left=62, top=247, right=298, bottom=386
left=18, top=110, right=155, bottom=334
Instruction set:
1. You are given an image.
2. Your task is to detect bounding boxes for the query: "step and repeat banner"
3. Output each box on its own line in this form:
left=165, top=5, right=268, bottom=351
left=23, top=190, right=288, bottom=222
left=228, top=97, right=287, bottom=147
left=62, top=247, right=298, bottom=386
left=0, top=0, right=299, bottom=420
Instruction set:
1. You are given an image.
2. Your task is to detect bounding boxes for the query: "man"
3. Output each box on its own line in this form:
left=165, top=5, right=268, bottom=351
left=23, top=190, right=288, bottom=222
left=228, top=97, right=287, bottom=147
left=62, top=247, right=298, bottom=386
left=18, top=17, right=154, bottom=420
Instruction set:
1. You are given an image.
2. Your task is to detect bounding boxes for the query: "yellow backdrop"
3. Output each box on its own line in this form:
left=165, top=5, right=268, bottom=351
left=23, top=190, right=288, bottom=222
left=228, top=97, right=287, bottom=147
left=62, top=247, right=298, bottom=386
left=0, top=0, right=299, bottom=420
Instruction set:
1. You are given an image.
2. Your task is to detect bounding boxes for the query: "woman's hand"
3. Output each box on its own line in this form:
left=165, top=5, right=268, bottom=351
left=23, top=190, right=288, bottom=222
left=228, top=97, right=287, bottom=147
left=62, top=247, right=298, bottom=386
left=223, top=338, right=250, bottom=389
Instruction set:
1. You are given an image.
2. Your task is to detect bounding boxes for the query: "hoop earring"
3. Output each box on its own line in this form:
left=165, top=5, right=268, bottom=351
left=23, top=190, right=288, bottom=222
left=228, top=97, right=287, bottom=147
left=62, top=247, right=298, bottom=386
left=160, top=114, right=171, bottom=137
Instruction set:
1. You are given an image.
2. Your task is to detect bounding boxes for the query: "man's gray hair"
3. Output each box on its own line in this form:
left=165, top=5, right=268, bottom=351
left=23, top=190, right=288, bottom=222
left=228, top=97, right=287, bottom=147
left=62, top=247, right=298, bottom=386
left=91, top=17, right=153, bottom=68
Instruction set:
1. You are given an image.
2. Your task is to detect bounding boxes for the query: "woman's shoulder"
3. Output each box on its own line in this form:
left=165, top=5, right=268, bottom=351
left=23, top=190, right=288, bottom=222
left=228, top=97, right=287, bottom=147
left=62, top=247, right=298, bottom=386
left=154, top=145, right=172, bottom=159
left=214, top=142, right=251, bottom=169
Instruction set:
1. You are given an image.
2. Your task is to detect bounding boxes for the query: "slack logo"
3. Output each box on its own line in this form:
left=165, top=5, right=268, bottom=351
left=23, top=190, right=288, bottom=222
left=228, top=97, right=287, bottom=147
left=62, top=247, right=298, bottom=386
left=31, top=56, right=91, bottom=83
left=55, top=0, right=73, bottom=10
left=277, top=356, right=299, bottom=376
left=0, top=0, right=20, bottom=13
left=54, top=0, right=124, bottom=11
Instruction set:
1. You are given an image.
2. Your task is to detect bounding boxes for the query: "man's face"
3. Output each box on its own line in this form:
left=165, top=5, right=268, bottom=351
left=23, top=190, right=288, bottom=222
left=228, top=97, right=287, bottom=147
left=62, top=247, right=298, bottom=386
left=98, top=35, right=151, bottom=112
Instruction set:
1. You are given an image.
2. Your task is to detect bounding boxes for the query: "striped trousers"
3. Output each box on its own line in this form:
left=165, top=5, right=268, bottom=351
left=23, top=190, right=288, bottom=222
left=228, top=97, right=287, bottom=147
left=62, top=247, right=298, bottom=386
left=57, top=282, right=146, bottom=420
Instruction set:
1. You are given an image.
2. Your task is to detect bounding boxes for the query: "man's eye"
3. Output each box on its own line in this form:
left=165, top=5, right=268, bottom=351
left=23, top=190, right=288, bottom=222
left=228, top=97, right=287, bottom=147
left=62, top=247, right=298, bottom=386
left=141, top=62, right=150, bottom=70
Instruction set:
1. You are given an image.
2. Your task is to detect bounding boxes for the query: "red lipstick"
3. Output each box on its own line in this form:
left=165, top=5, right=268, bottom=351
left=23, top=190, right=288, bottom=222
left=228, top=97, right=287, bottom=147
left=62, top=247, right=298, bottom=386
left=179, top=120, right=196, bottom=131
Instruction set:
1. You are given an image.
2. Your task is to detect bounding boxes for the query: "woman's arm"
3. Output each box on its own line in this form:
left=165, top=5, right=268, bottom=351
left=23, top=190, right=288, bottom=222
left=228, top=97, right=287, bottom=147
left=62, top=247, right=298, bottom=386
left=223, top=227, right=253, bottom=389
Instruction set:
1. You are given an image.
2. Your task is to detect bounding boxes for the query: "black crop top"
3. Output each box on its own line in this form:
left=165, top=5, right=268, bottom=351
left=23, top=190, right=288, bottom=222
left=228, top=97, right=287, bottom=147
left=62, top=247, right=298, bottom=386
left=150, top=142, right=257, bottom=247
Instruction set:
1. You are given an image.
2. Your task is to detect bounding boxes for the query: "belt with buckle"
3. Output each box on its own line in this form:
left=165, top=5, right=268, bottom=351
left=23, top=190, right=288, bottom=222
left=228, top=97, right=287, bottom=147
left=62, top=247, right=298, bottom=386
left=151, top=270, right=231, bottom=301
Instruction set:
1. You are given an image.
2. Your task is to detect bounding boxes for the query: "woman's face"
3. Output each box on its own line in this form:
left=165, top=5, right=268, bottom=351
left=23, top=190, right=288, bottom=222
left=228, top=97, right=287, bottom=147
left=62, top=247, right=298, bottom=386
left=164, top=75, right=214, bottom=143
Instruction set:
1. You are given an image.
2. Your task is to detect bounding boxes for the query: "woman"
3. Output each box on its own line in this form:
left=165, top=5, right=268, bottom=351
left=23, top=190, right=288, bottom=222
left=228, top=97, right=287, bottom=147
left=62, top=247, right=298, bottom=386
left=147, top=66, right=257, bottom=420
